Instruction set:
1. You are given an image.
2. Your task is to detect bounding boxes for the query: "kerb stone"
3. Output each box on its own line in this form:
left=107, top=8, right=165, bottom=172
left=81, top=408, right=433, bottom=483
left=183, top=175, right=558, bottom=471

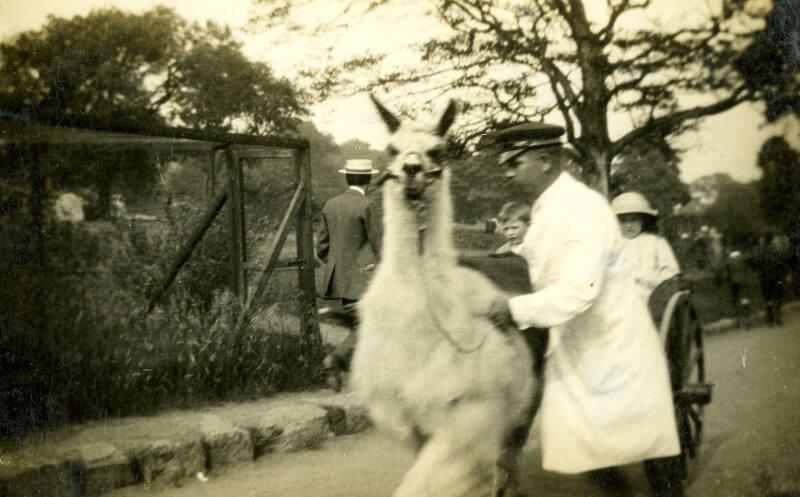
left=309, top=393, right=372, bottom=435
left=67, top=442, right=135, bottom=496
left=197, top=414, right=253, bottom=471
left=232, top=404, right=329, bottom=456
left=129, top=439, right=205, bottom=485
left=0, top=459, right=72, bottom=497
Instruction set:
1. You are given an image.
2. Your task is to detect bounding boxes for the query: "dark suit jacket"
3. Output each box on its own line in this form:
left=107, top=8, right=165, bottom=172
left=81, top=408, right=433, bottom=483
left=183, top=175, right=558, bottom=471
left=317, top=188, right=382, bottom=300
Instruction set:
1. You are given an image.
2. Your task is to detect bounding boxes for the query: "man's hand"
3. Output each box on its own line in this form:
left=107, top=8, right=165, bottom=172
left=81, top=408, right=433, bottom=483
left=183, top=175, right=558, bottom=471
left=488, top=297, right=515, bottom=331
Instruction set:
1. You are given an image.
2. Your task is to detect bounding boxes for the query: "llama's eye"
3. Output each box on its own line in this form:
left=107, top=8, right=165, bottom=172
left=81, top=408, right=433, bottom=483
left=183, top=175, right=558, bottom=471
left=387, top=145, right=399, bottom=157
left=425, top=167, right=443, bottom=179
left=426, top=148, right=443, bottom=163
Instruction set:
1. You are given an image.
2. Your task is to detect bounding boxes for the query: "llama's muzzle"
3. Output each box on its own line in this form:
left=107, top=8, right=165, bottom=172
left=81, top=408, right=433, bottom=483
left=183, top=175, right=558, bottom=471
left=403, top=171, right=427, bottom=200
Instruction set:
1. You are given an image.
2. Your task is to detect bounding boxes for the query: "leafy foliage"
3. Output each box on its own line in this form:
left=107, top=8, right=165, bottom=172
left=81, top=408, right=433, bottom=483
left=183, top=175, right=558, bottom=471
left=255, top=0, right=765, bottom=193
left=702, top=175, right=766, bottom=247
left=610, top=138, right=691, bottom=221
left=756, top=136, right=800, bottom=231
left=293, top=122, right=390, bottom=208
left=0, top=217, right=320, bottom=438
left=736, top=0, right=800, bottom=120
left=450, top=151, right=520, bottom=223
left=0, top=7, right=308, bottom=133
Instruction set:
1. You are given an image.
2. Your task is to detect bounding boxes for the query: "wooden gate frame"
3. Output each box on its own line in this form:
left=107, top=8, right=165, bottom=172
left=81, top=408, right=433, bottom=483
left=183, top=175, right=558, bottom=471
left=2, top=115, right=321, bottom=353
left=147, top=143, right=321, bottom=352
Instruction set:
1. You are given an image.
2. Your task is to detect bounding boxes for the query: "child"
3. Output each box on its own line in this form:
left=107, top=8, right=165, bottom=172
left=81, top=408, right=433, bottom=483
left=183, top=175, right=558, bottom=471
left=611, top=192, right=680, bottom=302
left=494, top=201, right=531, bottom=255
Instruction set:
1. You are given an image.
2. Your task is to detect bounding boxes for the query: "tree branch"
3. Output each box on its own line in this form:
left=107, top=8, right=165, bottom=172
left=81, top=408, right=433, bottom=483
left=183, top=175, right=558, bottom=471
left=612, top=85, right=752, bottom=154
left=549, top=76, right=577, bottom=143
left=448, top=0, right=582, bottom=105
left=599, top=0, right=651, bottom=45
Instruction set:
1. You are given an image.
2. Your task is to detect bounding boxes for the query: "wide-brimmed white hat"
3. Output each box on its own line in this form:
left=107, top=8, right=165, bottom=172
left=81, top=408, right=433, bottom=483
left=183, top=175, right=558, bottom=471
left=338, top=159, right=379, bottom=175
left=611, top=191, right=658, bottom=217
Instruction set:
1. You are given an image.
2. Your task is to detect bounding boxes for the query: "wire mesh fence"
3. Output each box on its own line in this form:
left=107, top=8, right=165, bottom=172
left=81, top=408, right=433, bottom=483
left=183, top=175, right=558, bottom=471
left=0, top=119, right=321, bottom=437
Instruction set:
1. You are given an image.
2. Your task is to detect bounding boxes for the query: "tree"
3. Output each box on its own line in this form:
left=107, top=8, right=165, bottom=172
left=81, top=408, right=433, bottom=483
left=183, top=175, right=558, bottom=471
left=610, top=137, right=690, bottom=220
left=292, top=122, right=390, bottom=210
left=450, top=152, right=516, bottom=223
left=0, top=7, right=307, bottom=134
left=256, top=0, right=765, bottom=195
left=756, top=136, right=800, bottom=231
left=702, top=177, right=765, bottom=248
left=736, top=0, right=800, bottom=121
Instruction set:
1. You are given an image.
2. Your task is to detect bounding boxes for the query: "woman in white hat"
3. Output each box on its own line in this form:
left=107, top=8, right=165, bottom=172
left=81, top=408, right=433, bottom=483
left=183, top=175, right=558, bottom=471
left=611, top=192, right=681, bottom=302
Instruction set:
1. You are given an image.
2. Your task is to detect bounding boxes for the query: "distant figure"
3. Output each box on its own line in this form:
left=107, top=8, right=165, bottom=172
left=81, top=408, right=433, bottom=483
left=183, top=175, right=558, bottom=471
left=751, top=233, right=788, bottom=326
left=485, top=217, right=499, bottom=234
left=317, top=159, right=382, bottom=391
left=53, top=192, right=86, bottom=222
left=724, top=250, right=754, bottom=328
left=110, top=193, right=127, bottom=220
left=611, top=192, right=680, bottom=302
left=493, top=201, right=530, bottom=255
left=708, top=228, right=725, bottom=286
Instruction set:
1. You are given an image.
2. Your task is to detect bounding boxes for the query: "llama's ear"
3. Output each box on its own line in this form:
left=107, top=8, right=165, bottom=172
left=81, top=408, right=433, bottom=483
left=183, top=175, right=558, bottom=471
left=370, top=94, right=401, bottom=133
left=435, top=99, right=460, bottom=137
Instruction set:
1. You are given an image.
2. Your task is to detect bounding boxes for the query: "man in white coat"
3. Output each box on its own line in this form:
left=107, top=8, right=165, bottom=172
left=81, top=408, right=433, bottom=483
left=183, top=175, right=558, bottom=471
left=486, top=123, right=683, bottom=497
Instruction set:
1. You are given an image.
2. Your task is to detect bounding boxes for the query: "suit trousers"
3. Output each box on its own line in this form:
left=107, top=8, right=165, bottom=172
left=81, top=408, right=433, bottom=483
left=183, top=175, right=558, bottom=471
left=330, top=298, right=358, bottom=370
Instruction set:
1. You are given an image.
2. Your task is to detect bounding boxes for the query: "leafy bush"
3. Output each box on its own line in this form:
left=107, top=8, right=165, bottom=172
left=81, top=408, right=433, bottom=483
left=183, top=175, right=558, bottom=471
left=454, top=228, right=500, bottom=252
left=1, top=213, right=321, bottom=439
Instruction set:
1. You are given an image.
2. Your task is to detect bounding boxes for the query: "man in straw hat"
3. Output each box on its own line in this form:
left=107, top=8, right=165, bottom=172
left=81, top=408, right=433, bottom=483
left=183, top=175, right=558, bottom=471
left=484, top=123, right=684, bottom=497
left=317, top=159, right=382, bottom=391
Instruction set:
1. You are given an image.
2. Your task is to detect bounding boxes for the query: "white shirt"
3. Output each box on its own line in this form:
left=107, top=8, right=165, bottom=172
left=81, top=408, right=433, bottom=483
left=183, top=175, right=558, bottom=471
left=348, top=185, right=366, bottom=196
left=509, top=172, right=680, bottom=473
left=621, top=232, right=680, bottom=301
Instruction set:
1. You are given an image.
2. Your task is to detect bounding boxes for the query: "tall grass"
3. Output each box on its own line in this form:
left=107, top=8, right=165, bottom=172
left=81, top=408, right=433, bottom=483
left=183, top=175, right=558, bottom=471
left=1, top=209, right=320, bottom=439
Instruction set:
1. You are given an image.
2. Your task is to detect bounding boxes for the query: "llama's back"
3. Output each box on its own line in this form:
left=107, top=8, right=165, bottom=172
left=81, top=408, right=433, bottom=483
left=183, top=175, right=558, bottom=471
left=352, top=264, right=535, bottom=442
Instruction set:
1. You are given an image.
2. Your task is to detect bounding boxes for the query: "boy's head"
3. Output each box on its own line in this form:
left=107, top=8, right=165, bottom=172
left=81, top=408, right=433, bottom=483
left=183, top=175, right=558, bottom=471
left=497, top=202, right=531, bottom=246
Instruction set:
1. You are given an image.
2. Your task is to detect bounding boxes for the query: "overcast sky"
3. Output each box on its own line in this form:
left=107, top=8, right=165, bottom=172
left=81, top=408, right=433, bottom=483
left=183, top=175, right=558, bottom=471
left=2, top=0, right=798, bottom=183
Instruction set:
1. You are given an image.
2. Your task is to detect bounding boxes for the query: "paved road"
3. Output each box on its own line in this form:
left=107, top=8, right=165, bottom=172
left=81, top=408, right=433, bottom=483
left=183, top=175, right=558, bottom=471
left=110, top=307, right=800, bottom=497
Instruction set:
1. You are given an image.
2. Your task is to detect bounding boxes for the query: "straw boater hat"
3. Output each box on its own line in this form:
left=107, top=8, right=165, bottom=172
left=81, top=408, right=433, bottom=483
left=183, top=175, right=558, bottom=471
left=338, top=159, right=379, bottom=175
left=611, top=192, right=659, bottom=217
left=481, top=122, right=569, bottom=165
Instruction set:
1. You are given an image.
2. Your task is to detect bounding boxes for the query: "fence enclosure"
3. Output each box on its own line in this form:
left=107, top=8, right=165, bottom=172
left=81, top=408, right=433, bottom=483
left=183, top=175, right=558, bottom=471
left=0, top=115, right=322, bottom=435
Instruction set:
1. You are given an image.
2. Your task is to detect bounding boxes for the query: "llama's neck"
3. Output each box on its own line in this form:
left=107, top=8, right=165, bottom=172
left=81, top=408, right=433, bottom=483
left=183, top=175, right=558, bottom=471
left=381, top=183, right=423, bottom=269
left=422, top=169, right=457, bottom=264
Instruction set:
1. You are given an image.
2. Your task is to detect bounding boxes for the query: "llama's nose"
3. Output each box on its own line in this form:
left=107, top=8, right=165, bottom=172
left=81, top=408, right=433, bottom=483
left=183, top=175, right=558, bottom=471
left=402, top=152, right=424, bottom=177
left=403, top=163, right=423, bottom=177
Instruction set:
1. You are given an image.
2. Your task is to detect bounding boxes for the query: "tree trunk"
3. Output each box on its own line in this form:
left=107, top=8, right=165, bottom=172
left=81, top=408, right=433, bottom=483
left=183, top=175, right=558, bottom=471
left=584, top=146, right=611, bottom=198
left=562, top=0, right=614, bottom=197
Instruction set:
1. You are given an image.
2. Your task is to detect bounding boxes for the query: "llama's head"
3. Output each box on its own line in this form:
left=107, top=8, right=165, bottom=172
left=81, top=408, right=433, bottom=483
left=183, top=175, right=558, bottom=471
left=371, top=95, right=459, bottom=201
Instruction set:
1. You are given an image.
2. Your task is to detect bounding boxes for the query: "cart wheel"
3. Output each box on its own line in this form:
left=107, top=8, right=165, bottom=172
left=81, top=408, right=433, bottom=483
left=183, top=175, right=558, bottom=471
left=663, top=296, right=711, bottom=482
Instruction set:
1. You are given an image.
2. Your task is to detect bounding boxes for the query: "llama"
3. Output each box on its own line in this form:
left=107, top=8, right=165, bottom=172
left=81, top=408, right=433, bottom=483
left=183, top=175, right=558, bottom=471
left=350, top=96, right=536, bottom=497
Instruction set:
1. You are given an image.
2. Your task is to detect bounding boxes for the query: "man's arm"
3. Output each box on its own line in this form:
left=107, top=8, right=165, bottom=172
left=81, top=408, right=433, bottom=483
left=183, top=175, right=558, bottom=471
left=317, top=211, right=330, bottom=263
left=506, top=206, right=610, bottom=329
left=364, top=200, right=382, bottom=260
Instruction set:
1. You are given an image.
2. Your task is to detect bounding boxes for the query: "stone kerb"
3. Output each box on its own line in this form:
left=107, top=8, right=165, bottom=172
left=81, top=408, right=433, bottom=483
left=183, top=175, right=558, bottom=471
left=0, top=392, right=373, bottom=496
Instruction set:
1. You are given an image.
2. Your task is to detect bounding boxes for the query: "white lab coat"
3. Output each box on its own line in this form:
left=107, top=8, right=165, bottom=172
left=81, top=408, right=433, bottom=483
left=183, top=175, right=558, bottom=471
left=509, top=173, right=680, bottom=474
left=621, top=233, right=681, bottom=302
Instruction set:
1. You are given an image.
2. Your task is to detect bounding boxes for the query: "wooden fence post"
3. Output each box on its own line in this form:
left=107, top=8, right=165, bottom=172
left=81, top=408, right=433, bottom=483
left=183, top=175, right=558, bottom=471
left=225, top=146, right=247, bottom=305
left=28, top=144, right=48, bottom=341
left=295, top=145, right=321, bottom=354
